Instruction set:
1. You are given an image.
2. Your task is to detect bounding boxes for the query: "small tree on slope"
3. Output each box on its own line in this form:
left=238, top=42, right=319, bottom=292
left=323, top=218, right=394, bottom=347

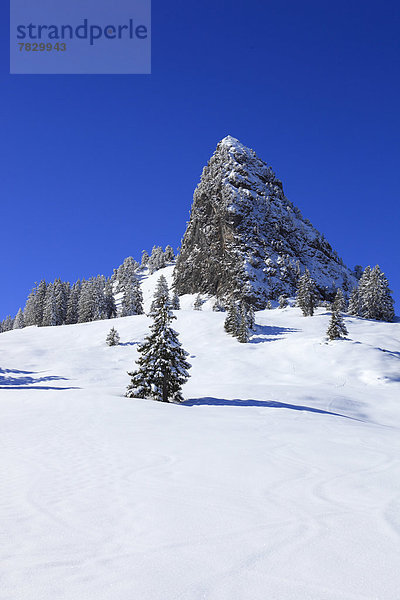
left=126, top=284, right=191, bottom=403
left=106, top=327, right=120, bottom=346
left=296, top=269, right=318, bottom=316
left=326, top=310, right=348, bottom=341
left=332, top=288, right=346, bottom=312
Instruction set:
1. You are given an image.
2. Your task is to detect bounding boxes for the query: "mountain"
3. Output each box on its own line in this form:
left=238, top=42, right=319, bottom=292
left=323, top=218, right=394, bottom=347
left=1, top=264, right=399, bottom=599
left=174, top=136, right=357, bottom=307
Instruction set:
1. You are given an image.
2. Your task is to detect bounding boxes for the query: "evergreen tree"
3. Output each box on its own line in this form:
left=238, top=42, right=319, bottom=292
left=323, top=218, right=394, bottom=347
left=358, top=265, right=395, bottom=322
left=106, top=327, right=120, bottom=346
left=150, top=275, right=170, bottom=314
left=42, top=283, right=58, bottom=327
left=164, top=245, right=175, bottom=262
left=212, top=299, right=225, bottom=312
left=2, top=315, right=14, bottom=331
left=78, top=280, right=95, bottom=323
left=296, top=269, right=318, bottom=316
left=54, top=278, right=69, bottom=325
left=332, top=288, right=346, bottom=312
left=104, top=279, right=117, bottom=319
left=237, top=303, right=250, bottom=343
left=148, top=246, right=166, bottom=274
left=194, top=294, right=203, bottom=311
left=23, top=288, right=37, bottom=327
left=327, top=310, right=348, bottom=341
left=126, top=283, right=191, bottom=402
left=121, top=278, right=143, bottom=317
left=348, top=287, right=360, bottom=316
left=266, top=300, right=273, bottom=310
left=171, top=292, right=180, bottom=310
left=278, top=295, right=288, bottom=309
left=13, top=308, right=25, bottom=330
left=66, top=280, right=81, bottom=324
left=141, top=250, right=150, bottom=269
left=224, top=300, right=240, bottom=336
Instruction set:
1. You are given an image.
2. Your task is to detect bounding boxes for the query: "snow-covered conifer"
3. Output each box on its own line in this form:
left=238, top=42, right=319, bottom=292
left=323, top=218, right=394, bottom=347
left=347, top=288, right=359, bottom=316
left=224, top=300, right=240, bottom=336
left=194, top=294, right=203, bottom=311
left=141, top=250, right=149, bottom=269
left=358, top=265, right=395, bottom=322
left=171, top=292, right=180, bottom=310
left=164, top=245, right=175, bottom=262
left=121, top=278, right=143, bottom=317
left=266, top=300, right=272, bottom=310
left=327, top=310, right=348, bottom=341
left=13, top=308, right=25, bottom=329
left=278, top=295, right=288, bottom=309
left=1, top=315, right=14, bottom=331
left=148, top=246, right=166, bottom=274
left=332, top=288, right=346, bottom=313
left=212, top=299, right=225, bottom=312
left=237, top=304, right=250, bottom=343
left=150, top=275, right=170, bottom=314
left=42, top=283, right=58, bottom=327
left=104, top=279, right=117, bottom=319
left=66, top=281, right=81, bottom=324
left=126, top=283, right=191, bottom=402
left=296, top=269, right=318, bottom=316
left=106, top=327, right=120, bottom=346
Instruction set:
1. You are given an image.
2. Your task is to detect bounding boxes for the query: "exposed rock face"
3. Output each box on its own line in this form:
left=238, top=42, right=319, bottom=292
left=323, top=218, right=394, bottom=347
left=174, top=136, right=356, bottom=307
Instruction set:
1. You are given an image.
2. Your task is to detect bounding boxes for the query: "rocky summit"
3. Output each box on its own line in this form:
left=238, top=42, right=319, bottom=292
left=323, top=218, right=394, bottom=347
left=174, top=136, right=357, bottom=307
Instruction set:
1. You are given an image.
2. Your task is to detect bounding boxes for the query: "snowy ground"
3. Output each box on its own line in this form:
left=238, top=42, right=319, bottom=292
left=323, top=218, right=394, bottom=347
left=1, top=267, right=400, bottom=600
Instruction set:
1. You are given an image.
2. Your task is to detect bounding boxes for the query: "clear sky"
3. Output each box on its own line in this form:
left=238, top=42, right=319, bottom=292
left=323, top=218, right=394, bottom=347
left=1, top=0, right=399, bottom=318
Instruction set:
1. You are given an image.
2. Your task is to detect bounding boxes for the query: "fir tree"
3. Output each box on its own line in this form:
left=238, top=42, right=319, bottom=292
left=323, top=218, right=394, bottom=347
left=212, top=299, right=225, bottom=312
left=78, top=280, right=94, bottom=323
left=148, top=246, right=166, bottom=274
left=1, top=315, right=14, bottom=331
left=278, top=295, right=288, bottom=309
left=224, top=300, right=240, bottom=336
left=13, top=308, right=25, bottom=330
left=347, top=287, right=360, bottom=316
left=332, top=288, right=346, bottom=312
left=141, top=250, right=150, bottom=269
left=266, top=300, right=273, bottom=310
left=104, top=279, right=117, bottom=319
left=194, top=294, right=203, bottom=311
left=164, top=245, right=175, bottom=262
left=42, top=283, right=58, bottom=327
left=296, top=269, right=318, bottom=316
left=358, top=265, right=395, bottom=322
left=237, top=303, right=250, bottom=343
left=126, top=283, right=191, bottom=402
left=106, top=327, right=120, bottom=346
left=171, top=292, right=180, bottom=310
left=150, top=275, right=170, bottom=314
left=326, top=310, right=348, bottom=341
left=121, top=278, right=143, bottom=317
left=66, top=281, right=81, bottom=324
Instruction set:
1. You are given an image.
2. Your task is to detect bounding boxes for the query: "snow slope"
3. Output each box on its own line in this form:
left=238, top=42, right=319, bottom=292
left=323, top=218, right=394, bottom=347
left=1, top=267, right=400, bottom=600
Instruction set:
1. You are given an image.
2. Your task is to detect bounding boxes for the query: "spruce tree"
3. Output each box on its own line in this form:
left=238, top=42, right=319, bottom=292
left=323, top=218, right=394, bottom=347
left=164, top=245, right=175, bottom=262
left=106, top=327, right=120, bottom=346
left=278, top=295, right=288, bottom=309
left=66, top=281, right=81, bottom=324
left=13, top=308, right=25, bottom=330
left=104, top=279, right=117, bottom=319
left=237, top=303, right=250, bottom=343
left=194, top=294, right=203, bottom=311
left=332, top=288, right=346, bottom=312
left=126, top=283, right=191, bottom=403
left=358, top=265, right=395, bottom=322
left=171, top=292, right=180, bottom=310
left=141, top=250, right=150, bottom=269
left=150, top=275, right=170, bottom=314
left=148, top=246, right=166, bottom=274
left=212, top=299, right=225, bottom=312
left=266, top=300, right=272, bottom=310
left=121, top=278, right=143, bottom=317
left=348, top=287, right=360, bottom=316
left=224, top=300, right=240, bottom=336
left=296, top=269, right=318, bottom=316
left=327, top=310, right=348, bottom=341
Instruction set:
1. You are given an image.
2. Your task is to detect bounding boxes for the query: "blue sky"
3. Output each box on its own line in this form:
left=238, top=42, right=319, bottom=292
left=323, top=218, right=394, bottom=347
left=1, top=0, right=399, bottom=317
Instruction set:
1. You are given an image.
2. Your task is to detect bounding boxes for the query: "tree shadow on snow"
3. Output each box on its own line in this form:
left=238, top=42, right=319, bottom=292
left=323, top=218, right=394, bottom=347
left=0, top=368, right=80, bottom=390
left=250, top=324, right=299, bottom=344
left=183, top=397, right=364, bottom=421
